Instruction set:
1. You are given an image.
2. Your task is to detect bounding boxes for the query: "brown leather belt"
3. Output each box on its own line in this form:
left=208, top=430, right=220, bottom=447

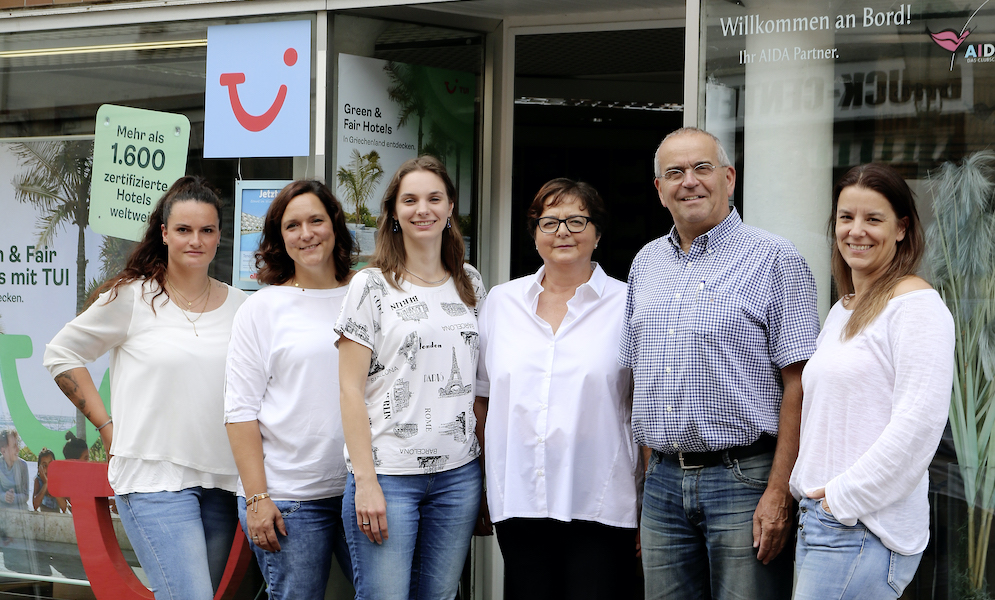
left=662, top=435, right=777, bottom=470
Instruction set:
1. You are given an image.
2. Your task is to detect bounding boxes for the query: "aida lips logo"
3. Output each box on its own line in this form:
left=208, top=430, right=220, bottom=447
left=929, top=0, right=990, bottom=70
left=204, top=21, right=311, bottom=158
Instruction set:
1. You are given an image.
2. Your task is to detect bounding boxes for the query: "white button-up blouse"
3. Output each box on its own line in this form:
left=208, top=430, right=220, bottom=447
left=476, top=263, right=638, bottom=528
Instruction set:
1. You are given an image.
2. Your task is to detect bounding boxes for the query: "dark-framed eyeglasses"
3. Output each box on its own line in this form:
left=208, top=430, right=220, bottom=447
left=537, top=215, right=592, bottom=234
left=660, top=162, right=722, bottom=183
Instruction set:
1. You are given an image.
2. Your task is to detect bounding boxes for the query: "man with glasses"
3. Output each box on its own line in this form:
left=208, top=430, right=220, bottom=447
left=619, top=127, right=819, bottom=599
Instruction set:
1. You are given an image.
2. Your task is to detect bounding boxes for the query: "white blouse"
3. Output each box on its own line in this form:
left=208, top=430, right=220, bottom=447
left=476, top=264, right=638, bottom=528
left=44, top=279, right=247, bottom=494
left=790, top=289, right=954, bottom=554
left=225, top=285, right=349, bottom=500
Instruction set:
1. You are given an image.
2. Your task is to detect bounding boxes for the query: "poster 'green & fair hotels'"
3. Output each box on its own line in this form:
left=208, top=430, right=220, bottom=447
left=335, top=54, right=475, bottom=256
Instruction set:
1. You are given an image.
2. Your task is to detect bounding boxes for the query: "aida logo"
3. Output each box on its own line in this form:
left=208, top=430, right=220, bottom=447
left=204, top=21, right=311, bottom=158
left=928, top=0, right=990, bottom=70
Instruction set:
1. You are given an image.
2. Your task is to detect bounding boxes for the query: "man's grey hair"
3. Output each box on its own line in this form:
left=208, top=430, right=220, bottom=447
left=653, top=127, right=732, bottom=178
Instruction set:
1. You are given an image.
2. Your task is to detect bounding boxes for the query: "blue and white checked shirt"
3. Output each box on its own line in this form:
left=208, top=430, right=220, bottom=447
left=619, top=210, right=819, bottom=453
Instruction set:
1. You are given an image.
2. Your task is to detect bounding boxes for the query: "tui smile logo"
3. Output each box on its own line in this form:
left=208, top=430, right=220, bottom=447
left=204, top=21, right=311, bottom=158
left=928, top=0, right=989, bottom=70
left=220, top=48, right=297, bottom=132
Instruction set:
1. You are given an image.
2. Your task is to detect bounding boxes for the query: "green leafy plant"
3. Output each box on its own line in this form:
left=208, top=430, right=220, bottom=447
left=18, top=446, right=36, bottom=462
left=927, top=150, right=995, bottom=592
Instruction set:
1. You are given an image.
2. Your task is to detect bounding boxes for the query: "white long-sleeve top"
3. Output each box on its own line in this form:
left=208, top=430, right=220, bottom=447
left=790, top=289, right=954, bottom=555
left=476, top=264, right=638, bottom=528
left=43, top=279, right=247, bottom=494
left=224, top=285, right=349, bottom=500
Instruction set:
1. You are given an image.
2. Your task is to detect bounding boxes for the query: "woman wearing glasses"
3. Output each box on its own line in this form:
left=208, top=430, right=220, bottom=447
left=474, top=178, right=640, bottom=599
left=336, top=156, right=485, bottom=599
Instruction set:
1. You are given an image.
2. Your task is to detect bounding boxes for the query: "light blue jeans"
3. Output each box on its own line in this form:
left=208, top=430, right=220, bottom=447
left=793, top=497, right=921, bottom=599
left=115, top=487, right=237, bottom=600
left=641, top=449, right=793, bottom=600
left=343, top=460, right=481, bottom=600
left=238, top=495, right=353, bottom=600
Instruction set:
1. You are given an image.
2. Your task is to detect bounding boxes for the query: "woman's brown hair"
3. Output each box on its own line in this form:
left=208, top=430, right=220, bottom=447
left=89, top=176, right=223, bottom=310
left=254, top=180, right=354, bottom=286
left=370, top=155, right=476, bottom=307
left=830, top=163, right=924, bottom=339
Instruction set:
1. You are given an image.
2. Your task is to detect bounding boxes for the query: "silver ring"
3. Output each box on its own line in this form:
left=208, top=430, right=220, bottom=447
left=252, top=535, right=259, bottom=539
left=362, top=521, right=371, bottom=526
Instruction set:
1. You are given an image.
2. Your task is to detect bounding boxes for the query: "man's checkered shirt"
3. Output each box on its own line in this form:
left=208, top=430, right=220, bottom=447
left=619, top=210, right=819, bottom=453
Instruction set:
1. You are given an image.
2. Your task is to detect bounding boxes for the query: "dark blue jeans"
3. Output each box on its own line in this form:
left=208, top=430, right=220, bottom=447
left=640, top=450, right=792, bottom=600
left=238, top=495, right=352, bottom=600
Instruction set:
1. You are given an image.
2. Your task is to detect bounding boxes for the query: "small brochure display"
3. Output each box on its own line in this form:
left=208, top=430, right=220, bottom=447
left=233, top=180, right=290, bottom=291
left=89, top=104, right=190, bottom=241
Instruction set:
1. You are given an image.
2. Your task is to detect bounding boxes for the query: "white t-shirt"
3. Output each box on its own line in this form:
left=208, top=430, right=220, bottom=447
left=43, top=279, right=247, bottom=494
left=334, top=266, right=485, bottom=475
left=476, top=264, right=638, bottom=528
left=790, top=289, right=954, bottom=555
left=225, top=284, right=349, bottom=500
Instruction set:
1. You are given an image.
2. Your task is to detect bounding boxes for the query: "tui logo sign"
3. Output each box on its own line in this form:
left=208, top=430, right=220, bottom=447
left=204, top=21, right=311, bottom=158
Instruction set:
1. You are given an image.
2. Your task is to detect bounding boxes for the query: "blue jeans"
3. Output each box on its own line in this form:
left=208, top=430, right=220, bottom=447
left=794, top=497, right=921, bottom=599
left=115, top=487, right=237, bottom=600
left=343, top=460, right=481, bottom=600
left=641, top=450, right=792, bottom=600
left=237, top=495, right=353, bottom=600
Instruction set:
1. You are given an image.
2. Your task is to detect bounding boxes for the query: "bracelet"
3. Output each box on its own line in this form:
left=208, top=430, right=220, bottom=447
left=96, top=418, right=113, bottom=431
left=246, top=492, right=270, bottom=513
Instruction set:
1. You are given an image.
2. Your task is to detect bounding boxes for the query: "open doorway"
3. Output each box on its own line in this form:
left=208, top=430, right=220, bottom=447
left=510, top=26, right=685, bottom=282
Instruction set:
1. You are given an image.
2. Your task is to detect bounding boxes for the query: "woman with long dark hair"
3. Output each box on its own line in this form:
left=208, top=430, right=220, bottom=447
left=225, top=180, right=355, bottom=598
left=335, top=156, right=485, bottom=599
left=790, top=163, right=954, bottom=599
left=44, top=176, right=247, bottom=600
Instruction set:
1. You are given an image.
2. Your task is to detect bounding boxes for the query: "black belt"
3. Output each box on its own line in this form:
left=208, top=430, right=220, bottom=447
left=662, top=435, right=777, bottom=470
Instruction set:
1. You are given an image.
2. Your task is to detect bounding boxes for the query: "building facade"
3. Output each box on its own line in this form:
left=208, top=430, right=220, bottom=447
left=0, top=0, right=991, bottom=598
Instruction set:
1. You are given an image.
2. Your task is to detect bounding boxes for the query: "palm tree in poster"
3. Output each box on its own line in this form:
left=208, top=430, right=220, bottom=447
left=11, top=139, right=93, bottom=437
left=423, top=120, right=463, bottom=201
left=385, top=61, right=429, bottom=154
left=337, top=149, right=385, bottom=227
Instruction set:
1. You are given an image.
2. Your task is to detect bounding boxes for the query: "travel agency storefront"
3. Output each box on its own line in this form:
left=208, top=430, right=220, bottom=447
left=0, top=0, right=992, bottom=598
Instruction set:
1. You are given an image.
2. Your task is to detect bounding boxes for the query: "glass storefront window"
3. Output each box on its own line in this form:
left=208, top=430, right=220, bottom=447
left=0, top=14, right=314, bottom=597
left=700, top=2, right=995, bottom=597
left=331, top=15, right=484, bottom=267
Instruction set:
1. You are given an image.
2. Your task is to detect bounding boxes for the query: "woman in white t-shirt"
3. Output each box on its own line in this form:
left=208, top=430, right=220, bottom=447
left=790, top=163, right=954, bottom=599
left=44, top=177, right=248, bottom=600
left=225, top=180, right=356, bottom=599
left=335, top=156, right=485, bottom=600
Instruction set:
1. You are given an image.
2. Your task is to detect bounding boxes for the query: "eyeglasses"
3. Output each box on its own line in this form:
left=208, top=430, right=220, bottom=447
left=660, top=162, right=723, bottom=183
left=537, top=215, right=592, bottom=234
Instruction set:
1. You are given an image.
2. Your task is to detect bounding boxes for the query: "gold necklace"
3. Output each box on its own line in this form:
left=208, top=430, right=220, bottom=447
left=166, top=277, right=210, bottom=307
left=402, top=266, right=449, bottom=285
left=168, top=278, right=212, bottom=336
